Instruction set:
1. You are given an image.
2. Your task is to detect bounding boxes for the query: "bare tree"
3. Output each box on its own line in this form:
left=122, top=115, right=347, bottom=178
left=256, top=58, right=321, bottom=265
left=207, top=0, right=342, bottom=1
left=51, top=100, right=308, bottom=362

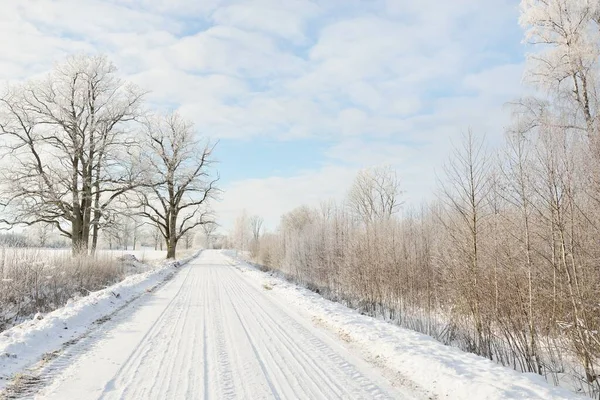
left=438, top=130, right=492, bottom=358
left=250, top=215, right=263, bottom=242
left=0, top=55, right=144, bottom=255
left=520, top=0, right=599, bottom=143
left=232, top=210, right=250, bottom=252
left=201, top=221, right=217, bottom=249
left=249, top=215, right=264, bottom=258
left=181, top=230, right=196, bottom=250
left=136, top=112, right=218, bottom=259
left=347, top=166, right=403, bottom=224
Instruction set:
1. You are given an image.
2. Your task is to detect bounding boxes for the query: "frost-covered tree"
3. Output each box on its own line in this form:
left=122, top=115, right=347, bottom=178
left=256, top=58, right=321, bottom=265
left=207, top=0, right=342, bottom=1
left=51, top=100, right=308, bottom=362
left=249, top=215, right=263, bottom=257
left=438, top=131, right=492, bottom=358
left=347, top=166, right=402, bottom=224
left=232, top=210, right=250, bottom=252
left=0, top=55, right=144, bottom=254
left=136, top=112, right=218, bottom=259
left=201, top=221, right=217, bottom=249
left=520, top=0, right=600, bottom=141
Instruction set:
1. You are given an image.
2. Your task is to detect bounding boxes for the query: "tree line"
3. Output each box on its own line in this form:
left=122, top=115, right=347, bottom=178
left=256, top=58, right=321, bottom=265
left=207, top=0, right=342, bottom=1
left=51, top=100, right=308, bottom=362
left=238, top=1, right=600, bottom=396
left=0, top=55, right=218, bottom=258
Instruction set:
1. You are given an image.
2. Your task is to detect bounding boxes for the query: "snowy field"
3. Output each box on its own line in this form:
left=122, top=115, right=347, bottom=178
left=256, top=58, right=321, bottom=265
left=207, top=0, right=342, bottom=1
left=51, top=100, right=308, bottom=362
left=0, top=250, right=200, bottom=395
left=4, top=247, right=183, bottom=264
left=0, top=250, right=580, bottom=399
left=0, top=246, right=199, bottom=333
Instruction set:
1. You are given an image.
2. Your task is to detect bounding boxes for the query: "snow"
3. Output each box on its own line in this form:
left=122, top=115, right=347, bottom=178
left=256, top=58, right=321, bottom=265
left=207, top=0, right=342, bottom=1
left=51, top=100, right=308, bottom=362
left=26, top=248, right=177, bottom=264
left=0, top=250, right=200, bottom=392
left=27, top=251, right=408, bottom=399
left=229, top=253, right=581, bottom=400
left=0, top=250, right=582, bottom=399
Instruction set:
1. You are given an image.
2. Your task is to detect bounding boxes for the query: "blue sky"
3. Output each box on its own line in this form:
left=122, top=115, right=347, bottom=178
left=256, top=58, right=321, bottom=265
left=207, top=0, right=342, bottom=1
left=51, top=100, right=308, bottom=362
left=1, top=0, right=528, bottom=230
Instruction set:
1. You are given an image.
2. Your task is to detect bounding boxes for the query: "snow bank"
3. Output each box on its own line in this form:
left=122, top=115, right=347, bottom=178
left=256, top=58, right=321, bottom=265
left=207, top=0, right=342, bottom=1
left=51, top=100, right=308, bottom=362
left=227, top=253, right=580, bottom=400
left=0, top=250, right=200, bottom=389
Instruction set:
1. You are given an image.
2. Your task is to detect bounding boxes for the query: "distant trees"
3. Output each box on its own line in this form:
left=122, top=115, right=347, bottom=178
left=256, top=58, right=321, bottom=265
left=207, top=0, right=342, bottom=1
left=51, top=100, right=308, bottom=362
left=136, top=112, right=218, bottom=259
left=347, top=166, right=402, bottom=224
left=181, top=230, right=196, bottom=250
left=201, top=221, right=218, bottom=249
left=102, top=214, right=146, bottom=250
left=0, top=55, right=219, bottom=257
left=232, top=211, right=250, bottom=251
left=249, top=215, right=263, bottom=257
left=31, top=223, right=53, bottom=248
left=231, top=212, right=265, bottom=257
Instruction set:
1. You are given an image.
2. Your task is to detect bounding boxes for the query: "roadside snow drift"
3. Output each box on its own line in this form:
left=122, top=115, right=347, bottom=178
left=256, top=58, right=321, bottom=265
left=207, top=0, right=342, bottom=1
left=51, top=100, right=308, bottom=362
left=229, top=255, right=580, bottom=400
left=0, top=252, right=199, bottom=390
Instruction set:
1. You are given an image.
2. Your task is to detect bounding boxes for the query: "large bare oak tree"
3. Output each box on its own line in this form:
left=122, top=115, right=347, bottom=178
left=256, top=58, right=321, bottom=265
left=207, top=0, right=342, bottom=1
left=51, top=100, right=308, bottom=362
left=137, top=112, right=218, bottom=259
left=0, top=55, right=144, bottom=254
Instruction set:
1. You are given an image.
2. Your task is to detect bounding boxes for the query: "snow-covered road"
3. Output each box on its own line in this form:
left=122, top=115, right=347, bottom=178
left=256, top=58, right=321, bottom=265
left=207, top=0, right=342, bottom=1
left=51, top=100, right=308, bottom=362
left=35, top=250, right=407, bottom=400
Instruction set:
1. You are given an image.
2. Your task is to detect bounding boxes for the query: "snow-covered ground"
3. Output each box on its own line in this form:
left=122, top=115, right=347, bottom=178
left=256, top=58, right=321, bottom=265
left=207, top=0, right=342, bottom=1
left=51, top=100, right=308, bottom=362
left=21, top=247, right=183, bottom=264
left=0, top=250, right=581, bottom=399
left=0, top=250, right=199, bottom=395
left=232, top=256, right=582, bottom=400
left=23, top=251, right=405, bottom=399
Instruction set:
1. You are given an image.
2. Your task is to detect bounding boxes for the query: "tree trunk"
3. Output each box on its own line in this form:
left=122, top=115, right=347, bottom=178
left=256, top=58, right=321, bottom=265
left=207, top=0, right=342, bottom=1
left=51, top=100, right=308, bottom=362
left=166, top=236, right=177, bottom=259
left=91, top=216, right=100, bottom=254
left=71, top=209, right=87, bottom=256
left=71, top=220, right=86, bottom=256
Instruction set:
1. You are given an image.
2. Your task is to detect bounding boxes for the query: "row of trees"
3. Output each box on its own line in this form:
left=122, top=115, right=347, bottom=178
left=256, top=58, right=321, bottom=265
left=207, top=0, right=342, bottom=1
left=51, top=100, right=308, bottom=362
left=0, top=55, right=219, bottom=258
left=243, top=1, right=600, bottom=396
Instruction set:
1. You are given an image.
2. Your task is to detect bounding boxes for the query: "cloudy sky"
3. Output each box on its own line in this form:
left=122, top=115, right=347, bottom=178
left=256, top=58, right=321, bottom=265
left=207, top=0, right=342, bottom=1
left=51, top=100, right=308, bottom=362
left=1, top=0, right=526, bottom=230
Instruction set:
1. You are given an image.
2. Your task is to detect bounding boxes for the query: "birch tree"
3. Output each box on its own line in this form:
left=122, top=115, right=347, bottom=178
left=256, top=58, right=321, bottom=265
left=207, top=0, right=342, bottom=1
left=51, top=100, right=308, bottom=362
left=520, top=0, right=599, bottom=144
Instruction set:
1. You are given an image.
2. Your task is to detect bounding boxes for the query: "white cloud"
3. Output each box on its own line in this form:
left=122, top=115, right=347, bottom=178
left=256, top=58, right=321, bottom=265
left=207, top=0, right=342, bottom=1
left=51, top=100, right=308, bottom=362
left=114, top=0, right=222, bottom=16
left=0, top=0, right=527, bottom=232
left=166, top=26, right=307, bottom=78
left=215, top=165, right=358, bottom=230
left=211, top=0, right=321, bottom=43
left=129, top=69, right=247, bottom=107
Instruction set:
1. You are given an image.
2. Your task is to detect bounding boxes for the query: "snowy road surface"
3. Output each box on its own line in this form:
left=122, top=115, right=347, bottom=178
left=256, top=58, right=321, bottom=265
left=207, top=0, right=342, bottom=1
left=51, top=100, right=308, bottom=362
left=35, top=250, right=407, bottom=400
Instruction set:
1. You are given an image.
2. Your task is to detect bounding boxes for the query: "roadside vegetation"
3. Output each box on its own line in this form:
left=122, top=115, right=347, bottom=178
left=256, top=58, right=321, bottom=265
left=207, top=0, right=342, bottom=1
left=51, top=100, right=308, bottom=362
left=232, top=2, right=600, bottom=397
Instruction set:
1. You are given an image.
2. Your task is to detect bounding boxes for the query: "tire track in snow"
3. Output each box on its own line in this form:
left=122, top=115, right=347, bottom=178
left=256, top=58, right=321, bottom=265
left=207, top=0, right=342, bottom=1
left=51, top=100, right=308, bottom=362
left=225, top=287, right=282, bottom=399
left=202, top=275, right=210, bottom=400
left=103, top=263, right=196, bottom=400
left=227, top=267, right=397, bottom=400
left=220, top=269, right=311, bottom=399
left=211, top=268, right=237, bottom=399
left=30, top=251, right=410, bottom=400
left=222, top=269, right=339, bottom=399
left=156, top=263, right=199, bottom=398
